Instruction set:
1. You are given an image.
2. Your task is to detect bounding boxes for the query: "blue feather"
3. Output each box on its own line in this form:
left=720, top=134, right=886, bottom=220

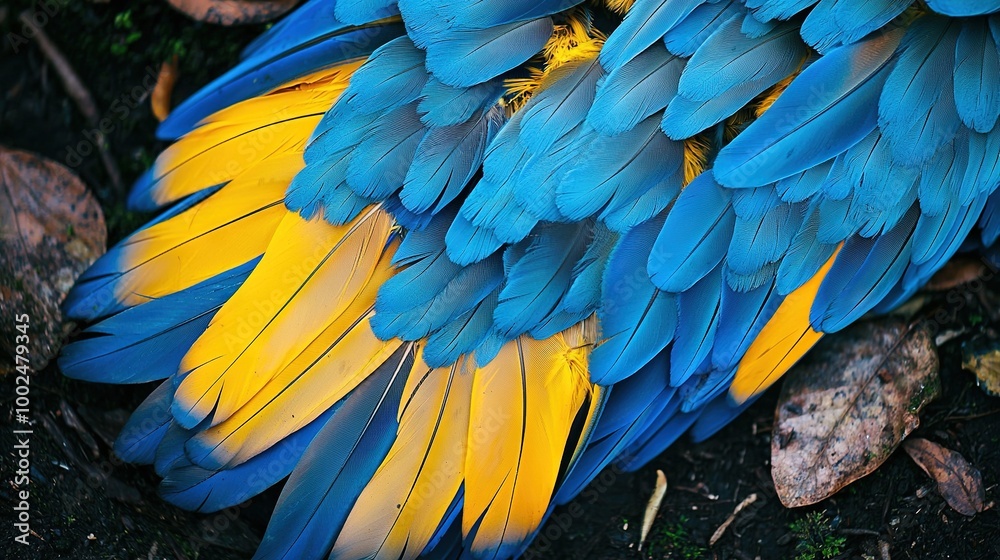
left=561, top=224, right=618, bottom=314
left=680, top=365, right=734, bottom=411
left=728, top=201, right=801, bottom=276
left=554, top=353, right=675, bottom=503
left=444, top=210, right=506, bottom=266
left=588, top=44, right=683, bottom=135
left=678, top=17, right=805, bottom=103
left=494, top=222, right=589, bottom=337
left=800, top=0, right=911, bottom=54
left=811, top=206, right=919, bottom=332
left=925, top=0, right=1000, bottom=16
left=401, top=106, right=504, bottom=214
left=713, top=276, right=784, bottom=370
left=954, top=20, right=1000, bottom=133
left=154, top=422, right=196, bottom=477
left=981, top=190, right=1000, bottom=246
left=617, top=403, right=700, bottom=471
left=590, top=213, right=679, bottom=385
left=661, top=74, right=772, bottom=140
left=379, top=209, right=460, bottom=309
left=422, top=290, right=499, bottom=367
left=519, top=60, right=604, bottom=152
left=878, top=16, right=961, bottom=166
left=918, top=140, right=970, bottom=218
left=346, top=103, right=427, bottom=199
left=600, top=165, right=685, bottom=231
left=252, top=345, right=413, bottom=560
left=418, top=78, right=504, bottom=127
left=776, top=205, right=838, bottom=294
left=672, top=266, right=722, bottom=386
left=372, top=255, right=503, bottom=340
left=423, top=18, right=554, bottom=87
left=430, top=0, right=584, bottom=29
left=731, top=186, right=781, bottom=221
left=66, top=187, right=219, bottom=318
left=59, top=260, right=255, bottom=384
left=964, top=127, right=1000, bottom=197
left=774, top=160, right=832, bottom=203
left=741, top=11, right=778, bottom=39
left=160, top=402, right=341, bottom=513
left=689, top=393, right=759, bottom=442
left=158, top=20, right=404, bottom=139
left=559, top=115, right=683, bottom=221
left=113, top=381, right=173, bottom=464
left=334, top=0, right=399, bottom=24
left=512, top=125, right=593, bottom=222
left=905, top=195, right=988, bottom=290
left=599, top=0, right=706, bottom=70
left=743, top=0, right=818, bottom=22
left=286, top=159, right=377, bottom=226
left=648, top=172, right=735, bottom=292
left=663, top=1, right=742, bottom=56
left=714, top=28, right=904, bottom=187
left=341, top=37, right=429, bottom=115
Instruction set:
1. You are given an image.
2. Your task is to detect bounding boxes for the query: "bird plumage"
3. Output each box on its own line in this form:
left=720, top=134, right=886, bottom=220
left=60, top=1, right=1000, bottom=558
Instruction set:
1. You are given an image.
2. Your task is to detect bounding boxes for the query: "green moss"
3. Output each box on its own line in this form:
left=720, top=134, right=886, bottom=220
left=646, top=515, right=706, bottom=560
left=789, top=512, right=847, bottom=560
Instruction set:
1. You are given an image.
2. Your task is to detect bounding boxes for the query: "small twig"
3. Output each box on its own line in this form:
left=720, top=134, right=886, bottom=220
left=709, top=493, right=757, bottom=546
left=639, top=469, right=668, bottom=551
left=19, top=10, right=123, bottom=194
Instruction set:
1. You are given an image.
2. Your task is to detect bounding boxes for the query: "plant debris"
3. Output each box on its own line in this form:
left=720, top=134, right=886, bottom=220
left=902, top=438, right=987, bottom=517
left=771, top=318, right=940, bottom=507
left=166, top=0, right=300, bottom=25
left=0, top=147, right=106, bottom=374
left=961, top=334, right=1000, bottom=397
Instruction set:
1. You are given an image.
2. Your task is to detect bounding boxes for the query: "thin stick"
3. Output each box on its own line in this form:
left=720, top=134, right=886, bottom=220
left=709, top=493, right=758, bottom=546
left=19, top=11, right=124, bottom=194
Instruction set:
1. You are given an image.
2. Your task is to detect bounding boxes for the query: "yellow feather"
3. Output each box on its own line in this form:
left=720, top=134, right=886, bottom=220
left=173, top=206, right=395, bottom=430
left=463, top=326, right=599, bottom=555
left=730, top=250, right=840, bottom=403
left=334, top=350, right=475, bottom=560
left=186, top=238, right=402, bottom=468
left=145, top=63, right=360, bottom=207
left=112, top=152, right=299, bottom=308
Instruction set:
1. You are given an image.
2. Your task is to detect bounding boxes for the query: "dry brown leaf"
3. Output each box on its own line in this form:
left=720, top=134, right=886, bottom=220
left=151, top=55, right=180, bottom=122
left=925, top=256, right=993, bottom=291
left=961, top=335, right=1000, bottom=397
left=902, top=438, right=986, bottom=516
left=166, top=0, right=300, bottom=25
left=0, top=147, right=106, bottom=374
left=771, top=318, right=940, bottom=507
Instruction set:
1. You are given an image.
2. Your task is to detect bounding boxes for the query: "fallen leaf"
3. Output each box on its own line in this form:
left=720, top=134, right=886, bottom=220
left=925, top=256, right=993, bottom=291
left=165, top=0, right=300, bottom=25
left=771, top=318, right=940, bottom=507
left=961, top=335, right=1000, bottom=397
left=151, top=55, right=179, bottom=122
left=902, top=438, right=986, bottom=516
left=0, top=147, right=106, bottom=374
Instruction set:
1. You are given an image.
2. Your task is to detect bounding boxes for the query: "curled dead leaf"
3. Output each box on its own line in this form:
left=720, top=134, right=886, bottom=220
left=902, top=438, right=986, bottom=517
left=165, top=0, right=300, bottom=25
left=925, top=256, right=994, bottom=292
left=0, top=147, right=106, bottom=373
left=771, top=318, right=940, bottom=508
left=151, top=55, right=179, bottom=122
left=961, top=335, right=1000, bottom=397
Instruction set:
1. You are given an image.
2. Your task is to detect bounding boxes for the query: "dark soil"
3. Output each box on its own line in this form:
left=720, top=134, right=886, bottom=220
left=2, top=2, right=999, bottom=559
